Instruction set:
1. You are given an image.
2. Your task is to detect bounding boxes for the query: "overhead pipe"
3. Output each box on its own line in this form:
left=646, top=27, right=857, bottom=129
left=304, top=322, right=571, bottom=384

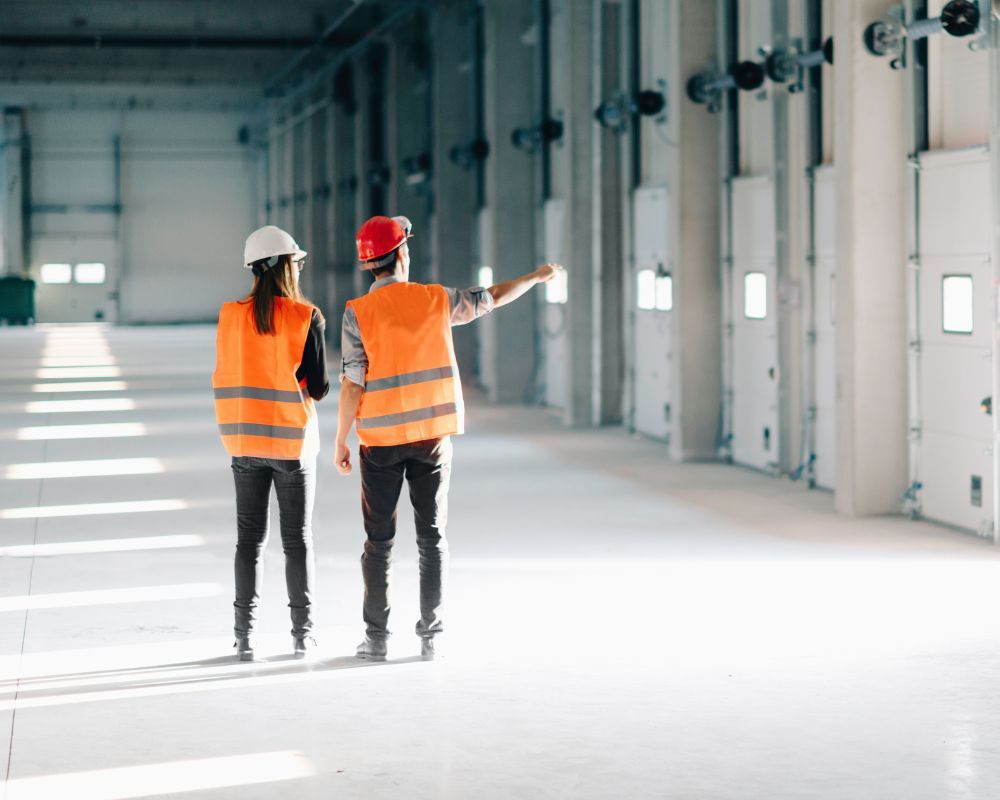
left=262, top=0, right=426, bottom=109
left=264, top=0, right=368, bottom=97
left=863, top=0, right=981, bottom=69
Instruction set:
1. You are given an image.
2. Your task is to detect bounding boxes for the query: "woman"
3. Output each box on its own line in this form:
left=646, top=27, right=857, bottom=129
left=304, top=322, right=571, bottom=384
left=213, top=225, right=329, bottom=661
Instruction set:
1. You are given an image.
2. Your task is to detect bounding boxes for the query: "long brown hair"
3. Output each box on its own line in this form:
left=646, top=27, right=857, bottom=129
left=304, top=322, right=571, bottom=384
left=242, top=254, right=307, bottom=335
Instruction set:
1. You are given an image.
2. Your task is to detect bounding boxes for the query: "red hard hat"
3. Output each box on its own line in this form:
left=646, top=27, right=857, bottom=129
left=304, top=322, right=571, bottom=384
left=356, top=216, right=412, bottom=266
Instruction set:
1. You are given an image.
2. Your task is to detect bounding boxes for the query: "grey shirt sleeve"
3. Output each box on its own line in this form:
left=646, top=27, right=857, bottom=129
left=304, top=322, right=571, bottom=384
left=445, top=286, right=495, bottom=326
left=340, top=306, right=368, bottom=387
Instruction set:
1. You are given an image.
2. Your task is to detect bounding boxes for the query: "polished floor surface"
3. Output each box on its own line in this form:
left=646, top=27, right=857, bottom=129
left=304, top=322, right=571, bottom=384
left=1, top=323, right=999, bottom=799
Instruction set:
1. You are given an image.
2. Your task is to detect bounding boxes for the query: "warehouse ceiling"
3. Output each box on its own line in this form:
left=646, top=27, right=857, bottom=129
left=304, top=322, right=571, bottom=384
left=0, top=0, right=400, bottom=92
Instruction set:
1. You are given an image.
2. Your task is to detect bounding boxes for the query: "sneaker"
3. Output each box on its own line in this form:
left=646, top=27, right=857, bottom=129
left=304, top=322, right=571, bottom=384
left=234, top=636, right=254, bottom=662
left=293, top=635, right=317, bottom=659
left=356, top=637, right=388, bottom=662
left=420, top=638, right=438, bottom=661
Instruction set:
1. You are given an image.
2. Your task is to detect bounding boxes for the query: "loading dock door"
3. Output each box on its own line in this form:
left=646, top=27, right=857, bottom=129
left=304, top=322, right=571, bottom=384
left=730, top=175, right=779, bottom=471
left=915, top=149, right=993, bottom=534
left=542, top=198, right=568, bottom=410
left=812, top=166, right=836, bottom=490
left=631, top=185, right=672, bottom=441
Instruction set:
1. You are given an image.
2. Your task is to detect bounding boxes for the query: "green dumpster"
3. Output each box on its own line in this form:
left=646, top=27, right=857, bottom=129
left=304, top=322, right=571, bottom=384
left=0, top=276, right=36, bottom=325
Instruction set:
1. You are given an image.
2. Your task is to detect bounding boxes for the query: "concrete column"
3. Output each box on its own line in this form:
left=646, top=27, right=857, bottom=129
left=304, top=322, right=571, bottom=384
left=431, top=0, right=478, bottom=372
left=481, top=0, right=537, bottom=403
left=832, top=0, right=908, bottom=514
left=1, top=109, right=26, bottom=276
left=772, top=0, right=805, bottom=475
left=388, top=21, right=433, bottom=284
left=323, top=66, right=360, bottom=333
left=353, top=55, right=375, bottom=298
left=665, top=0, right=722, bottom=460
left=298, top=105, right=317, bottom=301
left=560, top=0, right=597, bottom=426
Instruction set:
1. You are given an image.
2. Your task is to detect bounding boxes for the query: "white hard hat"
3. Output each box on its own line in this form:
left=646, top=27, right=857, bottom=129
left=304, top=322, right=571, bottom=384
left=243, top=225, right=307, bottom=268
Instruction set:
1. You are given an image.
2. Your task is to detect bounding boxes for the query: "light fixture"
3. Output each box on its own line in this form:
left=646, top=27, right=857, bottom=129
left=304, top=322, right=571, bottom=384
left=863, top=1, right=980, bottom=69
left=763, top=37, right=834, bottom=91
left=594, top=88, right=666, bottom=133
left=686, top=61, right=767, bottom=112
left=511, top=118, right=564, bottom=154
left=448, top=138, right=489, bottom=170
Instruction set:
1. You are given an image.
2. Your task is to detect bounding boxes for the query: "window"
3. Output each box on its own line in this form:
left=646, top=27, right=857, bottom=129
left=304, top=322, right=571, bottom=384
left=477, top=266, right=494, bottom=288
left=655, top=274, right=673, bottom=311
left=75, top=263, right=107, bottom=284
left=942, top=275, right=973, bottom=334
left=637, top=269, right=656, bottom=310
left=744, top=272, right=767, bottom=319
left=545, top=267, right=568, bottom=304
left=40, top=263, right=72, bottom=284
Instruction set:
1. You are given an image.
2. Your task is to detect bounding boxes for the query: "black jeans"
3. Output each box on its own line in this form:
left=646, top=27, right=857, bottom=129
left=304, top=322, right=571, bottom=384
left=359, top=436, right=453, bottom=641
left=231, top=456, right=316, bottom=638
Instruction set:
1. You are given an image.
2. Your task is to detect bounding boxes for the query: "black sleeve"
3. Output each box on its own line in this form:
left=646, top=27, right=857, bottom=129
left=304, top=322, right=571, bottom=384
left=295, top=309, right=330, bottom=400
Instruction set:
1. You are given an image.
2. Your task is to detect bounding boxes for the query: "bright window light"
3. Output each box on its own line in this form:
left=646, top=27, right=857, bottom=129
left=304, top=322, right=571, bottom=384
left=478, top=266, right=494, bottom=287
left=5, top=457, right=164, bottom=480
left=41, top=357, right=117, bottom=367
left=637, top=270, right=656, bottom=310
left=36, top=366, right=122, bottom=379
left=74, top=262, right=107, bottom=284
left=26, top=398, right=136, bottom=414
left=33, top=381, right=128, bottom=393
left=0, top=498, right=186, bottom=519
left=0, top=583, right=221, bottom=613
left=0, top=535, right=204, bottom=558
left=545, top=268, right=569, bottom=304
left=655, top=274, right=673, bottom=311
left=40, top=263, right=72, bottom=284
left=17, top=423, right=147, bottom=440
left=942, top=275, right=973, bottom=334
left=744, top=272, right=768, bottom=320
left=0, top=751, right=316, bottom=800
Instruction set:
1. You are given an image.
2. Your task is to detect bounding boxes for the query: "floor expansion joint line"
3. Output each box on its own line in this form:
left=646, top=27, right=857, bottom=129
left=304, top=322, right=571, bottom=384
left=4, top=406, right=51, bottom=785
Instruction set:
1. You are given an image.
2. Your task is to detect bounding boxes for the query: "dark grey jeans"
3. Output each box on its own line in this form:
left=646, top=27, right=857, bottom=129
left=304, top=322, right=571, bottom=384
left=231, top=456, right=316, bottom=638
left=359, top=436, right=452, bottom=641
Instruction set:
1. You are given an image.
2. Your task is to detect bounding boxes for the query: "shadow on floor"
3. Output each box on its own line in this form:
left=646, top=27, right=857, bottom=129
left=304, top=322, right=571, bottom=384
left=0, top=652, right=425, bottom=707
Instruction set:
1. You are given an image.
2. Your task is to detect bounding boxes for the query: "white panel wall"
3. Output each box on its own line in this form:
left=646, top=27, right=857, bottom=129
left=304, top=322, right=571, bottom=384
left=915, top=148, right=992, bottom=534
left=730, top=175, right=779, bottom=471
left=542, top=198, right=568, bottom=410
left=27, top=108, right=257, bottom=324
left=632, top=185, right=672, bottom=440
left=812, top=166, right=836, bottom=490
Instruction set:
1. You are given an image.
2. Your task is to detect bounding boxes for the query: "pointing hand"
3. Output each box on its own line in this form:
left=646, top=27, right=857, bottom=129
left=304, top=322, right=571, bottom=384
left=535, top=263, right=564, bottom=283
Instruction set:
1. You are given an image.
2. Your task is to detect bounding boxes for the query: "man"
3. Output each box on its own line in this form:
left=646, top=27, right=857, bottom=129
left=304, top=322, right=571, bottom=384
left=335, top=214, right=562, bottom=661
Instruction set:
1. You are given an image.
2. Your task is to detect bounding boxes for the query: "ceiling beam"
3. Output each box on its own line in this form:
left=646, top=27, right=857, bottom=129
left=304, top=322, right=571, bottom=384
left=0, top=32, right=349, bottom=49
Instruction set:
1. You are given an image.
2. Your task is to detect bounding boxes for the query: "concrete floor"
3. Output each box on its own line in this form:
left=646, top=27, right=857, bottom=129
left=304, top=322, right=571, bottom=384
left=1, top=323, right=1000, bottom=799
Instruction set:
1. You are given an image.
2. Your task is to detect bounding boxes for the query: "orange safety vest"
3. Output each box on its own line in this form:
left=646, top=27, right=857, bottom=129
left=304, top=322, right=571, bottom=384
left=212, top=297, right=319, bottom=459
left=347, top=281, right=465, bottom=447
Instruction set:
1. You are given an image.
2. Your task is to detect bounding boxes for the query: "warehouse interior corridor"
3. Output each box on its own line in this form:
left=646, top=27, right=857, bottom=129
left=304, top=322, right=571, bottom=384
left=4, top=0, right=1000, bottom=796
left=1, top=325, right=999, bottom=798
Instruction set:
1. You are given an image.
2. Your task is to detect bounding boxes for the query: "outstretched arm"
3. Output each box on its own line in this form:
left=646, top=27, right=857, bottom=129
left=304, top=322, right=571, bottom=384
left=335, top=379, right=365, bottom=475
left=487, top=263, right=564, bottom=308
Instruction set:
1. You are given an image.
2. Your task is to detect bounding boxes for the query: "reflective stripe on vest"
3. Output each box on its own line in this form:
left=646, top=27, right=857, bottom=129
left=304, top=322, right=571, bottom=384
left=212, top=298, right=317, bottom=459
left=347, top=282, right=465, bottom=447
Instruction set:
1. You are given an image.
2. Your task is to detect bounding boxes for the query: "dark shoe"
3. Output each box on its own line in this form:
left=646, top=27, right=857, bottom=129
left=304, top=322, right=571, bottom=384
left=293, top=635, right=317, bottom=659
left=356, top=637, right=387, bottom=662
left=234, top=636, right=254, bottom=662
left=420, top=638, right=437, bottom=661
